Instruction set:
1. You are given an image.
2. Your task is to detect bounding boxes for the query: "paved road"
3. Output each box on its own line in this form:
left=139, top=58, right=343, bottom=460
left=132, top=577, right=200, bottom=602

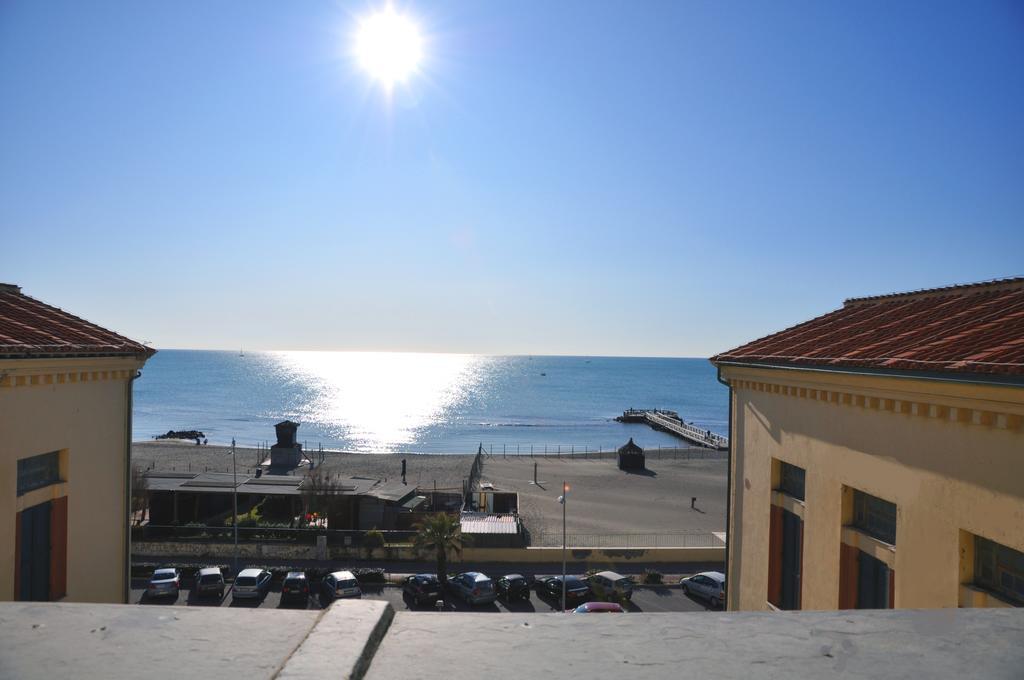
left=130, top=579, right=720, bottom=614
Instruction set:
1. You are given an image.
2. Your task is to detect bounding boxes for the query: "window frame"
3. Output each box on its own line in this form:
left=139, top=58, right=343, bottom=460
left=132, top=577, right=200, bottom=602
left=17, top=451, right=62, bottom=496
left=974, top=535, right=1024, bottom=606
left=777, top=461, right=806, bottom=501
left=851, top=489, right=897, bottom=545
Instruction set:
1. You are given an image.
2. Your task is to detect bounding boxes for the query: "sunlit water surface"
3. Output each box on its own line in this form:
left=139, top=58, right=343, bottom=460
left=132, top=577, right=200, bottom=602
left=134, top=351, right=727, bottom=453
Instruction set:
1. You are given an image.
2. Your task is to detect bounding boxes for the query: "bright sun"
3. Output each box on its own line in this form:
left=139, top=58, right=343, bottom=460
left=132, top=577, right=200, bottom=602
left=355, top=7, right=423, bottom=88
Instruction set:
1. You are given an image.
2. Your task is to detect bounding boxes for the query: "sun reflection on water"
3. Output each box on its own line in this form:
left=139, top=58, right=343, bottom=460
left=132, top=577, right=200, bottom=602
left=270, top=351, right=487, bottom=452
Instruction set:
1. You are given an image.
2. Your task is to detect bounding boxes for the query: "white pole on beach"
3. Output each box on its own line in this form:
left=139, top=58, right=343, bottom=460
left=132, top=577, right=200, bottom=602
left=232, top=438, right=238, bottom=578
left=559, top=482, right=569, bottom=612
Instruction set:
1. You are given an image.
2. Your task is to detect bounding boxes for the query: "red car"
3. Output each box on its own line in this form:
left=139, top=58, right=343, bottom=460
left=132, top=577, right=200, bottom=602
left=571, top=602, right=624, bottom=613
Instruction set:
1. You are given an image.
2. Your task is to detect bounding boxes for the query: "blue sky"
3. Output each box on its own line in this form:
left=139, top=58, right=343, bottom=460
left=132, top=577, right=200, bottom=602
left=2, top=1, right=1022, bottom=356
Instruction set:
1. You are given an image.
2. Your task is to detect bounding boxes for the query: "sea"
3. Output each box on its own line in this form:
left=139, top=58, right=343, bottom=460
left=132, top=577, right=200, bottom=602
left=133, top=350, right=728, bottom=454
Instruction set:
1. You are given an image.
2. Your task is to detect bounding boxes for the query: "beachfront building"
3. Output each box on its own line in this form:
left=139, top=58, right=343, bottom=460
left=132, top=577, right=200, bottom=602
left=0, top=284, right=155, bottom=603
left=711, top=278, right=1024, bottom=611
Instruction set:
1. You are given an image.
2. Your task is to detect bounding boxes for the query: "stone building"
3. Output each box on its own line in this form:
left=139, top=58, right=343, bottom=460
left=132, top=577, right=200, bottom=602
left=711, top=277, right=1024, bottom=611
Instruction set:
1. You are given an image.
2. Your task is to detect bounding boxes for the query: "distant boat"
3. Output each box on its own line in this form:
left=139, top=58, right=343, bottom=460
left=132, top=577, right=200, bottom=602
left=239, top=348, right=245, bottom=357
left=540, top=372, right=546, bottom=376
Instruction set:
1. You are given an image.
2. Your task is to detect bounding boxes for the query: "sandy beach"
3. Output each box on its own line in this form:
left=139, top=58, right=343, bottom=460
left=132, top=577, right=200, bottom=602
left=131, top=441, right=474, bottom=491
left=479, top=455, right=726, bottom=537
left=132, top=441, right=727, bottom=536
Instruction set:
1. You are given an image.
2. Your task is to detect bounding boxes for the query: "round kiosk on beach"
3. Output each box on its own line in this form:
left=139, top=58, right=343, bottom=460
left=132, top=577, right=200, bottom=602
left=617, top=438, right=646, bottom=471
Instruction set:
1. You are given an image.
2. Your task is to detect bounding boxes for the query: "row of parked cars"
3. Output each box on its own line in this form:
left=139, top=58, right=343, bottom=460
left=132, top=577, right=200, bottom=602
left=407, top=569, right=725, bottom=611
left=144, top=566, right=366, bottom=604
left=145, top=566, right=726, bottom=610
left=401, top=570, right=630, bottom=611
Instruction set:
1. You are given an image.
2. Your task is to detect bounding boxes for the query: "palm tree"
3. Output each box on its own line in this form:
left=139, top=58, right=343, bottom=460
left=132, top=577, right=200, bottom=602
left=413, top=513, right=465, bottom=584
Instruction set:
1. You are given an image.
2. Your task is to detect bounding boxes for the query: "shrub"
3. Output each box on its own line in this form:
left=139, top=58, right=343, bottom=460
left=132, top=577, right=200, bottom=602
left=353, top=567, right=386, bottom=584
left=642, top=569, right=663, bottom=585
left=364, top=528, right=386, bottom=549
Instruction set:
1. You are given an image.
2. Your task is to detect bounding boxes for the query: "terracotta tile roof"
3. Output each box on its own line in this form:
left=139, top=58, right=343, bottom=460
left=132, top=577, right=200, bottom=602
left=0, top=284, right=155, bottom=359
left=711, top=277, right=1024, bottom=377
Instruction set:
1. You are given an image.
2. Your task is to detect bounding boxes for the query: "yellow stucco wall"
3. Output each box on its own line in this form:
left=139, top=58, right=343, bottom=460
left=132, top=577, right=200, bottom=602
left=721, top=365, right=1024, bottom=611
left=0, top=356, right=146, bottom=603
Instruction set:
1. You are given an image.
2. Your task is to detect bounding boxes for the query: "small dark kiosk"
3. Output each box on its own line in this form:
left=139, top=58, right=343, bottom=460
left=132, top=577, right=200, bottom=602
left=617, top=438, right=646, bottom=471
left=270, top=420, right=303, bottom=468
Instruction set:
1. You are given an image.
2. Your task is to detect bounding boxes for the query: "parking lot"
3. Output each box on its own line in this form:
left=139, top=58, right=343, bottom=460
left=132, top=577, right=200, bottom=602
left=130, top=576, right=720, bottom=613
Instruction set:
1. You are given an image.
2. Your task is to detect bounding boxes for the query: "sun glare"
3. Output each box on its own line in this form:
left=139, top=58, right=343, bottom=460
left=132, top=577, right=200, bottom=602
left=354, top=6, right=423, bottom=88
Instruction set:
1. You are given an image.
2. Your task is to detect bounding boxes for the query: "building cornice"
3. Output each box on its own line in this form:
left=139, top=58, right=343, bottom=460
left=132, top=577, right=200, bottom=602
left=0, top=355, right=146, bottom=389
left=720, top=364, right=1024, bottom=433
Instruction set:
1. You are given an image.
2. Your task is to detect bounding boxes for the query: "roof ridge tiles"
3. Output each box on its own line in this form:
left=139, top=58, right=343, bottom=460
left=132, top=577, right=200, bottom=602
left=843, top=276, right=1024, bottom=307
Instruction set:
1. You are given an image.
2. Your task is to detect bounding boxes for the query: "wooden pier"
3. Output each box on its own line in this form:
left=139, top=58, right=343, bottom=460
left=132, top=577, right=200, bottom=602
left=616, top=409, right=728, bottom=450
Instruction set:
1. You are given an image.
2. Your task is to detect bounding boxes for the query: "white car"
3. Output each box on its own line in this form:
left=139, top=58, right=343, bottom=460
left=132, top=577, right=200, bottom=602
left=322, top=570, right=362, bottom=601
left=679, top=571, right=725, bottom=608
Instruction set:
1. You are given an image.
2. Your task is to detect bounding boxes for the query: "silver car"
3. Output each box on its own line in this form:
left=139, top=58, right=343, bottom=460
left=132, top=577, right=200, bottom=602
left=588, top=570, right=634, bottom=601
left=232, top=568, right=272, bottom=600
left=194, top=567, right=225, bottom=599
left=322, top=570, right=362, bottom=601
left=449, top=572, right=497, bottom=605
left=679, top=571, right=725, bottom=608
left=145, top=568, right=181, bottom=599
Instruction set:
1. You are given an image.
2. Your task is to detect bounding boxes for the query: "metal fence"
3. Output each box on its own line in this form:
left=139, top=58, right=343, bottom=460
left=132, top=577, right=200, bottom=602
left=131, top=524, right=418, bottom=546
left=476, top=445, right=727, bottom=460
left=528, top=531, right=722, bottom=548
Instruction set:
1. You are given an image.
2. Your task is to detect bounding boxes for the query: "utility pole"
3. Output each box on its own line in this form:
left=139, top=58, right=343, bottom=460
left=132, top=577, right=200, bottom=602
left=232, top=437, right=238, bottom=577
left=559, top=481, right=569, bottom=611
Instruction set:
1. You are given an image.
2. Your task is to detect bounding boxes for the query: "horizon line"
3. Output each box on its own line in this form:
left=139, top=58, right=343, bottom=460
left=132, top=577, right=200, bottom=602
left=150, top=347, right=712, bottom=360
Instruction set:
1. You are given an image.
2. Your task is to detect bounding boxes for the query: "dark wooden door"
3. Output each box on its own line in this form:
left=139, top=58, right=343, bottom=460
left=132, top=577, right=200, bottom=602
left=856, top=550, right=890, bottom=609
left=18, top=501, right=51, bottom=601
left=780, top=509, right=803, bottom=610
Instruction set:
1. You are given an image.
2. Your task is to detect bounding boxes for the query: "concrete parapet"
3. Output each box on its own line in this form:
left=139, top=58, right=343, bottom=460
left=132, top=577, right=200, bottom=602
left=2, top=602, right=1022, bottom=679
left=366, top=608, right=1024, bottom=680
left=277, top=600, right=394, bottom=679
left=0, top=601, right=319, bottom=680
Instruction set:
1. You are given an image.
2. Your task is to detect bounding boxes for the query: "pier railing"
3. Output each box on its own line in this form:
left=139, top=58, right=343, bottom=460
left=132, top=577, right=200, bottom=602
left=619, top=409, right=729, bottom=450
left=529, top=531, right=723, bottom=549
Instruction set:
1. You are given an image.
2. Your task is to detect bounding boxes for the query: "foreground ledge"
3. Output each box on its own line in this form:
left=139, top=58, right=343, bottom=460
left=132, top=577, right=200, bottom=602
left=0, top=602, right=1021, bottom=679
left=365, top=608, right=1024, bottom=680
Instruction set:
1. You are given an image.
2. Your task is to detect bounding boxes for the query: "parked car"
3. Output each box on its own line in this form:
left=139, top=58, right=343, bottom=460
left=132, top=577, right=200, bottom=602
left=571, top=602, right=624, bottom=614
left=448, top=572, right=497, bottom=605
left=679, top=571, right=725, bottom=608
left=145, top=568, right=181, bottom=599
left=194, top=567, right=225, bottom=599
left=587, top=571, right=633, bottom=602
left=232, top=568, right=272, bottom=600
left=402, top=573, right=442, bottom=607
left=322, top=570, right=362, bottom=602
left=536, top=576, right=591, bottom=607
left=281, top=571, right=310, bottom=605
left=495, top=574, right=531, bottom=602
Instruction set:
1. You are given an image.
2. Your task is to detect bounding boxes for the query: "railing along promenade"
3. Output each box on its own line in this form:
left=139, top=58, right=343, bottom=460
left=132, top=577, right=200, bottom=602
left=618, top=409, right=729, bottom=450
left=530, top=530, right=722, bottom=549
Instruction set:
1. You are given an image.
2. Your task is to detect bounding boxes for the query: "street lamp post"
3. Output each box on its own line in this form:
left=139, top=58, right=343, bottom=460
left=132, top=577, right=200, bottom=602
left=232, top=438, right=238, bottom=577
left=559, top=481, right=569, bottom=611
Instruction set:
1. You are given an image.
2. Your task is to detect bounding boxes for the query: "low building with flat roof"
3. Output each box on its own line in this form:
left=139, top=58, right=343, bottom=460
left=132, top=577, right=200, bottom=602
left=0, top=284, right=155, bottom=603
left=711, top=277, right=1024, bottom=611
